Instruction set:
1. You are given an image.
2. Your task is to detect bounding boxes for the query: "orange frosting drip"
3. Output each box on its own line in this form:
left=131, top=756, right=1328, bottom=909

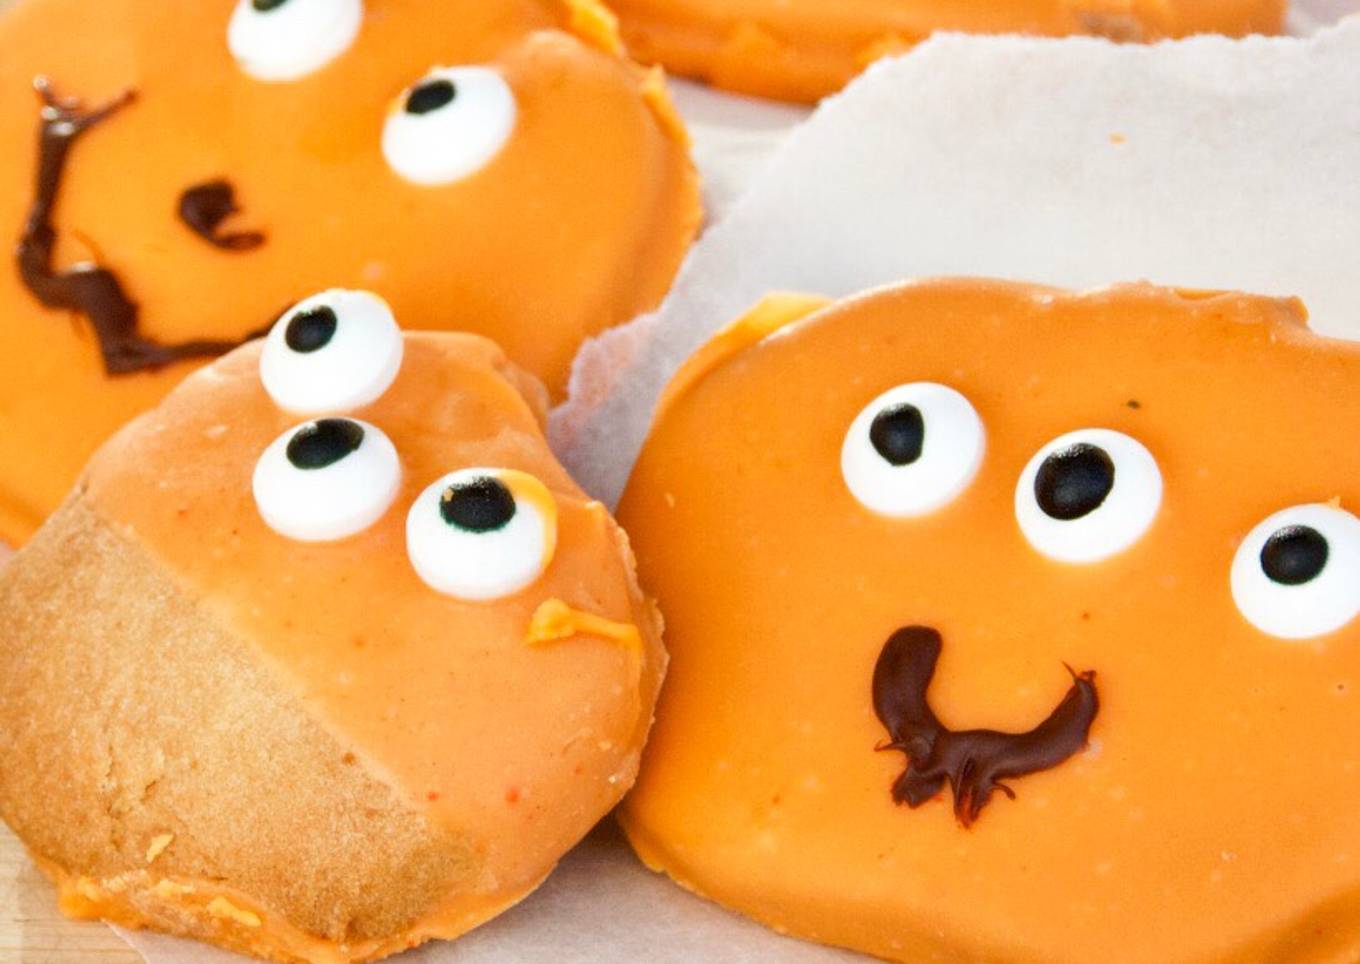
left=83, top=333, right=665, bottom=905
left=619, top=280, right=1360, bottom=962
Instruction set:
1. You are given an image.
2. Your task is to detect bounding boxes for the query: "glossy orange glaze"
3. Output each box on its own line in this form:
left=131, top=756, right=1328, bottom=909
left=612, top=0, right=1286, bottom=102
left=84, top=332, right=665, bottom=911
left=0, top=0, right=700, bottom=544
left=618, top=280, right=1360, bottom=963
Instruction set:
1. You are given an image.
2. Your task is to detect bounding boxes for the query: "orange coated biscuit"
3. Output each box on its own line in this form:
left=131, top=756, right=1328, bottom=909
left=618, top=279, right=1360, bottom=962
left=0, top=308, right=666, bottom=962
left=0, top=0, right=700, bottom=545
left=611, top=0, right=1286, bottom=102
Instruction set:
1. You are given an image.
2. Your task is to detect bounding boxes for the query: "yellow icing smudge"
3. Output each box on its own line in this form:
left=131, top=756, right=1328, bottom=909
left=152, top=879, right=196, bottom=900
left=208, top=896, right=262, bottom=928
left=492, top=469, right=560, bottom=574
left=561, top=0, right=623, bottom=54
left=526, top=598, right=642, bottom=652
left=656, top=292, right=833, bottom=417
left=145, top=833, right=174, bottom=864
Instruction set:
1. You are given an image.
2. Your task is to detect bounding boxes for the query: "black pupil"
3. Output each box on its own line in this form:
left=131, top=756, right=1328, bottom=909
left=1034, top=443, right=1116, bottom=521
left=252, top=0, right=289, bottom=11
left=869, top=404, right=925, bottom=466
left=441, top=477, right=516, bottom=532
left=406, top=79, right=456, bottom=115
left=1260, top=525, right=1329, bottom=586
left=286, top=419, right=364, bottom=470
left=284, top=306, right=338, bottom=354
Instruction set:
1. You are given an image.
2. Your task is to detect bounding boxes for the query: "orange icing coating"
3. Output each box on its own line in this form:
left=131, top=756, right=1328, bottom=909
left=80, top=331, right=666, bottom=950
left=0, top=0, right=700, bottom=545
left=611, top=0, right=1287, bottom=102
left=618, top=279, right=1360, bottom=962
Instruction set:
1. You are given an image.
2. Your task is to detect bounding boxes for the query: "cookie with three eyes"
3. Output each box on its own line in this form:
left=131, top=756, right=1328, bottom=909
left=610, top=0, right=1285, bottom=102
left=616, top=279, right=1360, bottom=962
left=0, top=0, right=700, bottom=545
left=0, top=290, right=665, bottom=962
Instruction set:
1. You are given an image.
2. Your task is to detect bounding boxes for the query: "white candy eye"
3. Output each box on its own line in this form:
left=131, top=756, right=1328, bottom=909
left=841, top=383, right=985, bottom=517
left=227, top=0, right=363, bottom=82
left=382, top=67, right=517, bottom=186
left=253, top=418, right=400, bottom=542
left=260, top=289, right=403, bottom=414
left=406, top=468, right=557, bottom=601
left=1015, top=429, right=1162, bottom=564
left=1230, top=504, right=1360, bottom=640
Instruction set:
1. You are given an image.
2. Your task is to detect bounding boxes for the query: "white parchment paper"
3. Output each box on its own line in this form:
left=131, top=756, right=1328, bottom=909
left=124, top=5, right=1360, bottom=961
left=555, top=13, right=1360, bottom=507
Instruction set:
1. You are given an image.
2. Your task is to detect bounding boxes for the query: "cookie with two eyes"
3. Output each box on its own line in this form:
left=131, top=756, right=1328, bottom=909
left=0, top=290, right=665, bottom=962
left=617, top=279, right=1360, bottom=963
left=0, top=0, right=700, bottom=545
left=610, top=0, right=1285, bottom=102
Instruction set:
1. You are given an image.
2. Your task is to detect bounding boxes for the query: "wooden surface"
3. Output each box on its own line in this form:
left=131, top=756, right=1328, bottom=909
left=0, top=822, right=141, bottom=963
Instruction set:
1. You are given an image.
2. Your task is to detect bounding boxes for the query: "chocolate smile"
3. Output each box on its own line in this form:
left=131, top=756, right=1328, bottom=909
left=15, top=78, right=266, bottom=376
left=873, top=625, right=1099, bottom=826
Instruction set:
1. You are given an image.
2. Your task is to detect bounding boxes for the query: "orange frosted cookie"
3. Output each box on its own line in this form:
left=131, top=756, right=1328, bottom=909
left=612, top=0, right=1286, bottom=102
left=0, top=290, right=665, bottom=963
left=617, top=279, right=1360, bottom=963
left=0, top=0, right=700, bottom=546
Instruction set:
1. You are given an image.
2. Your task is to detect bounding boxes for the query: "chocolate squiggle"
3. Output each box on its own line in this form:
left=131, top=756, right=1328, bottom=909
left=178, top=180, right=265, bottom=251
left=872, top=625, right=1099, bottom=826
left=15, top=78, right=253, bottom=375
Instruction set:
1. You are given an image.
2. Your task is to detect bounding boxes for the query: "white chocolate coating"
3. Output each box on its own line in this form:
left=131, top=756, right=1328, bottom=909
left=252, top=417, right=401, bottom=542
left=1015, top=428, right=1162, bottom=564
left=382, top=67, right=518, bottom=186
left=406, top=467, right=558, bottom=600
left=227, top=0, right=364, bottom=82
left=841, top=382, right=984, bottom=518
left=260, top=289, right=404, bottom=415
left=1230, top=503, right=1360, bottom=640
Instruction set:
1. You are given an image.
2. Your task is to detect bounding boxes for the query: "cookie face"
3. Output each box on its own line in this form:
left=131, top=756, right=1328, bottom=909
left=0, top=295, right=664, bottom=959
left=611, top=0, right=1286, bottom=102
left=618, top=280, right=1360, bottom=963
left=0, top=0, right=699, bottom=543
left=85, top=302, right=664, bottom=865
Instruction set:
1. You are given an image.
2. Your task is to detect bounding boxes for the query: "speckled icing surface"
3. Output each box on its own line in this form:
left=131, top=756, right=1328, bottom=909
left=618, top=279, right=1360, bottom=963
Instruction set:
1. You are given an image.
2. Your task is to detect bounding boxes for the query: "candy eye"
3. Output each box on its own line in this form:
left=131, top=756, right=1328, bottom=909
left=227, top=0, right=363, bottom=82
left=406, top=468, right=557, bottom=601
left=1016, top=429, right=1162, bottom=564
left=1231, top=504, right=1360, bottom=640
left=260, top=289, right=403, bottom=414
left=841, top=383, right=985, bottom=517
left=382, top=67, right=517, bottom=186
left=253, top=418, right=400, bottom=542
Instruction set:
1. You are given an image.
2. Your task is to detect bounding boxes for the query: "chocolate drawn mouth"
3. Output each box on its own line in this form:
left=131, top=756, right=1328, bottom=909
left=872, top=625, right=1099, bottom=826
left=15, top=78, right=268, bottom=376
left=178, top=179, right=265, bottom=252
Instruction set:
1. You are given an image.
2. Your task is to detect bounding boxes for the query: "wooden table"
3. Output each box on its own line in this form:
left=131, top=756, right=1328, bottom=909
left=0, top=822, right=141, bottom=962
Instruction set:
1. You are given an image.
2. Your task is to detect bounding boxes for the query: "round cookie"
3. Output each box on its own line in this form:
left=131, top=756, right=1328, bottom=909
left=0, top=0, right=700, bottom=545
left=617, top=280, right=1360, bottom=963
left=0, top=291, right=665, bottom=962
left=611, top=0, right=1286, bottom=102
